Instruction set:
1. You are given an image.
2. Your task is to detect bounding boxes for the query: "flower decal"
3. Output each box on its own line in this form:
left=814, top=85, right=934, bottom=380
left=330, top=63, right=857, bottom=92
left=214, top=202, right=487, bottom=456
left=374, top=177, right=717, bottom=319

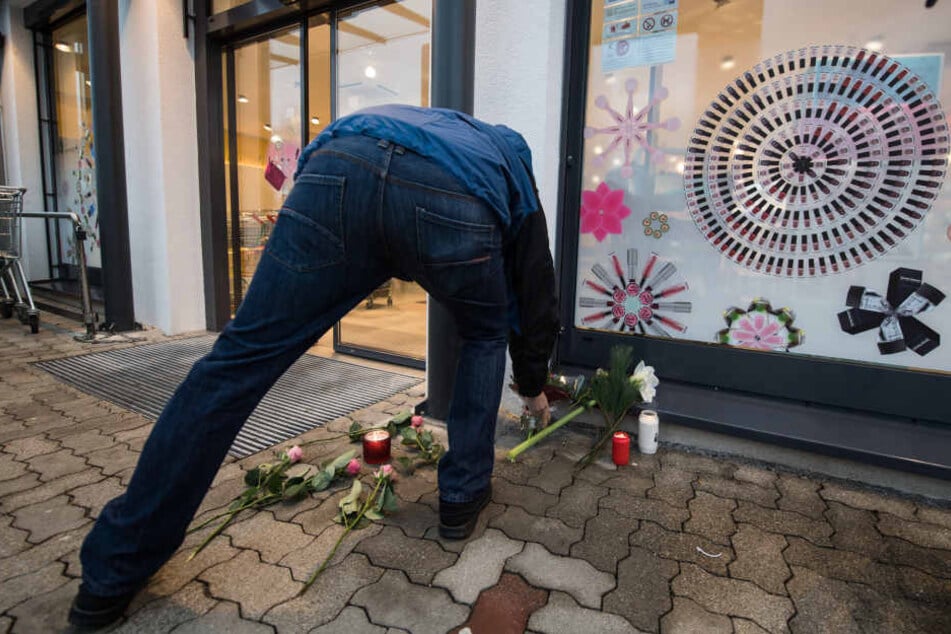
left=717, top=299, right=803, bottom=352
left=580, top=183, right=631, bottom=242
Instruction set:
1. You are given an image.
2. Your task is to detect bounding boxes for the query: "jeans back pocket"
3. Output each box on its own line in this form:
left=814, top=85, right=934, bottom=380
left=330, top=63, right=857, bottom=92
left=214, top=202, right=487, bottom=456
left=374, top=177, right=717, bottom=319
left=266, top=174, right=346, bottom=273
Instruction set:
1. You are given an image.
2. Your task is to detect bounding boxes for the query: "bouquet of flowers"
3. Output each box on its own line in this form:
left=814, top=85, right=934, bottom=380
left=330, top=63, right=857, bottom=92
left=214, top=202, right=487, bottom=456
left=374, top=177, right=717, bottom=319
left=506, top=345, right=658, bottom=467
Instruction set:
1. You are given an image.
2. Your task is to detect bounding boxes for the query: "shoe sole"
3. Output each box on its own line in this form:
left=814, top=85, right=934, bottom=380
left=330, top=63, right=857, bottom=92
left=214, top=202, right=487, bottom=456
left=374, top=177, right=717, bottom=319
left=438, top=488, right=491, bottom=540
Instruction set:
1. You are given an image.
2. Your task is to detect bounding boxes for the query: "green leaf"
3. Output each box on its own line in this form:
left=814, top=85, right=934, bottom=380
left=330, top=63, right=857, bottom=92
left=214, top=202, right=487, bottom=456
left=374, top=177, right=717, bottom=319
left=390, top=411, right=412, bottom=428
left=308, top=471, right=333, bottom=492
left=364, top=509, right=383, bottom=521
left=328, top=449, right=358, bottom=472
left=340, top=480, right=363, bottom=507
left=395, top=456, right=416, bottom=476
left=267, top=476, right=285, bottom=494
left=348, top=422, right=363, bottom=442
left=283, top=483, right=305, bottom=500
left=285, top=476, right=305, bottom=488
left=401, top=428, right=418, bottom=445
left=419, top=431, right=433, bottom=450
left=386, top=422, right=398, bottom=438
left=380, top=485, right=398, bottom=512
left=352, top=516, right=371, bottom=530
left=243, top=468, right=261, bottom=487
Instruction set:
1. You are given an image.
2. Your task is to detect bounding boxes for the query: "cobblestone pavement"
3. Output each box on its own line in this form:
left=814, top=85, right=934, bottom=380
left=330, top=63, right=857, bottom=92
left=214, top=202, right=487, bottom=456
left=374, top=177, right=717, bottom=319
left=1, top=316, right=950, bottom=633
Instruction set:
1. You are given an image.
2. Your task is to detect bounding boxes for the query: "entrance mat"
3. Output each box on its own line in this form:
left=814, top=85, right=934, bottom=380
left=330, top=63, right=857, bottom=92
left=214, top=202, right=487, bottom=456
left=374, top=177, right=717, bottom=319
left=35, top=335, right=422, bottom=458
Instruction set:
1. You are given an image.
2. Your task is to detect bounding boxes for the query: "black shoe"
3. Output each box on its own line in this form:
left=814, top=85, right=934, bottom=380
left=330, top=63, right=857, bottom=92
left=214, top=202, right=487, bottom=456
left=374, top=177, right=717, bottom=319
left=439, top=485, right=492, bottom=540
left=68, top=584, right=137, bottom=630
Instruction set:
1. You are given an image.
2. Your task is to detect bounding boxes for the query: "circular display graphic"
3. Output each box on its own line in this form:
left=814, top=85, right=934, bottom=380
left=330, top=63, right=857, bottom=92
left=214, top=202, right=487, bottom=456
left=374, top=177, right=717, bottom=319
left=684, top=46, right=949, bottom=277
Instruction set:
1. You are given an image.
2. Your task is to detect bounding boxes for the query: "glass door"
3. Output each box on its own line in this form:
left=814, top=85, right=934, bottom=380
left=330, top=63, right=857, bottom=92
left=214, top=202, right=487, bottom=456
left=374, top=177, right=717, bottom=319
left=333, top=0, right=433, bottom=367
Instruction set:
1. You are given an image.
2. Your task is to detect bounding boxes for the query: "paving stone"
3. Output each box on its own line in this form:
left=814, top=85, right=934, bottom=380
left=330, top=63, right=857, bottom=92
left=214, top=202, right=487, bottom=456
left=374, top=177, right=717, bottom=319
left=684, top=491, right=735, bottom=546
left=0, top=515, right=30, bottom=558
left=733, top=618, right=770, bottom=634
left=264, top=553, right=384, bottom=632
left=12, top=494, right=90, bottom=544
left=451, top=572, right=547, bottom=634
left=570, top=509, right=636, bottom=573
left=785, top=565, right=862, bottom=634
left=116, top=581, right=218, bottom=634
left=825, top=501, right=885, bottom=558
left=527, top=455, right=576, bottom=495
left=423, top=502, right=505, bottom=554
left=601, top=472, right=654, bottom=496
left=0, top=468, right=102, bottom=512
left=490, top=505, right=583, bottom=555
left=0, top=453, right=27, bottom=481
left=147, top=535, right=240, bottom=598
left=507, top=542, right=615, bottom=609
left=819, top=482, right=915, bottom=519
left=576, top=463, right=618, bottom=485
left=733, top=464, right=777, bottom=488
left=432, top=528, right=523, bottom=603
left=877, top=512, right=951, bottom=551
left=783, top=535, right=888, bottom=591
left=916, top=504, right=951, bottom=530
left=660, top=596, right=732, bottom=634
left=291, top=490, right=350, bottom=536
left=59, top=429, right=118, bottom=455
left=0, top=472, right=39, bottom=499
left=733, top=501, right=833, bottom=547
left=279, top=521, right=383, bottom=582
left=269, top=494, right=322, bottom=523
left=600, top=490, right=689, bottom=532
left=0, top=527, right=85, bottom=583
left=69, top=477, right=125, bottom=517
left=661, top=452, right=734, bottom=477
left=379, top=500, right=438, bottom=538
left=892, top=563, right=951, bottom=606
left=224, top=511, right=313, bottom=564
left=85, top=443, right=140, bottom=476
left=729, top=524, right=789, bottom=595
left=3, top=401, right=54, bottom=421
left=310, top=606, right=386, bottom=633
left=5, top=578, right=78, bottom=634
left=883, top=535, right=951, bottom=580
left=630, top=520, right=734, bottom=576
left=0, top=561, right=67, bottom=613
left=392, top=468, right=437, bottom=503
left=200, top=549, right=301, bottom=619
left=546, top=479, right=605, bottom=528
left=671, top=563, right=794, bottom=634
left=603, top=545, right=679, bottom=633
left=696, top=475, right=779, bottom=508
left=3, top=435, right=60, bottom=460
left=776, top=475, right=826, bottom=520
left=491, top=477, right=559, bottom=515
left=0, top=616, right=11, bottom=633
left=646, top=468, right=694, bottom=508
left=173, top=601, right=273, bottom=634
left=848, top=581, right=941, bottom=634
left=355, top=525, right=456, bottom=584
left=351, top=569, right=468, bottom=634
left=531, top=591, right=642, bottom=634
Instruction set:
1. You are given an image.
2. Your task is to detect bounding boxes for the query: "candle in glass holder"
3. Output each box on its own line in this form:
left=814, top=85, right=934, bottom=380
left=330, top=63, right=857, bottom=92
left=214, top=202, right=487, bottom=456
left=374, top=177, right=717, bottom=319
left=362, top=430, right=391, bottom=464
left=638, top=410, right=659, bottom=454
left=612, top=431, right=631, bottom=466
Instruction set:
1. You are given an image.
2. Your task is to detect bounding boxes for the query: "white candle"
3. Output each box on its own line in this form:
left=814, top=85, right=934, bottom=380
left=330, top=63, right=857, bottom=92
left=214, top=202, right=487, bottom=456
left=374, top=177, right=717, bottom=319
left=638, top=410, right=659, bottom=454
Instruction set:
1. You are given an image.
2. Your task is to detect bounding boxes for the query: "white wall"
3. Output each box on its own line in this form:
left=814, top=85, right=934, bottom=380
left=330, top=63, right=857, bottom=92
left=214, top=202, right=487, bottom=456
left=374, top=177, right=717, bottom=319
left=473, top=0, right=566, bottom=254
left=119, top=0, right=204, bottom=334
left=1, top=3, right=47, bottom=281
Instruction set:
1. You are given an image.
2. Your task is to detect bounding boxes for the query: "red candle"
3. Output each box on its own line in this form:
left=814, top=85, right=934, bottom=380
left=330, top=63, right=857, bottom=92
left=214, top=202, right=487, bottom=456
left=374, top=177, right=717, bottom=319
left=362, top=430, right=391, bottom=465
left=612, top=431, right=631, bottom=466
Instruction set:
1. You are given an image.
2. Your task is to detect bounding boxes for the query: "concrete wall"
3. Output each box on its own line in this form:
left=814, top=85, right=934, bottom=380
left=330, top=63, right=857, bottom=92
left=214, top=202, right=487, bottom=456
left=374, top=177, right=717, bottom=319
left=0, top=3, right=47, bottom=281
left=119, top=0, right=204, bottom=334
left=473, top=0, right=566, bottom=255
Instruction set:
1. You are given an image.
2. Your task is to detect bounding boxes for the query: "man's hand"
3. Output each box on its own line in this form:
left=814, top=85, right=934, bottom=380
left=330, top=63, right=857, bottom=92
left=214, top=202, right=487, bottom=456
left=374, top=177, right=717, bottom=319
left=521, top=392, right=551, bottom=428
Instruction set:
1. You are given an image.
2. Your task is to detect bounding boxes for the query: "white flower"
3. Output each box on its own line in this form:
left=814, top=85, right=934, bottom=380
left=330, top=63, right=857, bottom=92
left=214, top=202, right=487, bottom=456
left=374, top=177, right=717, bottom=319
left=630, top=361, right=659, bottom=403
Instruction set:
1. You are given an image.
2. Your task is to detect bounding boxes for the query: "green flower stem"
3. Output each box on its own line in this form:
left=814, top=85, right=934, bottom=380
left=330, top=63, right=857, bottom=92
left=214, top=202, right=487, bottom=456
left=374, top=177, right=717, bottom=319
left=300, top=433, right=350, bottom=446
left=576, top=413, right=625, bottom=469
left=186, top=493, right=280, bottom=559
left=301, top=477, right=384, bottom=593
left=505, top=400, right=597, bottom=462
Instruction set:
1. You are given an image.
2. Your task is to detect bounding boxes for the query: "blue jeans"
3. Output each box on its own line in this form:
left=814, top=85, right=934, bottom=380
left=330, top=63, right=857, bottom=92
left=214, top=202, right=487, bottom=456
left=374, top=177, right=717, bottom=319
left=80, top=135, right=509, bottom=596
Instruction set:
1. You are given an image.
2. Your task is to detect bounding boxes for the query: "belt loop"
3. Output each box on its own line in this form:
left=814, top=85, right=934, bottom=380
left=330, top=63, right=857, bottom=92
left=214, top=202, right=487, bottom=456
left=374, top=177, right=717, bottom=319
left=377, top=139, right=390, bottom=149
left=394, top=145, right=406, bottom=155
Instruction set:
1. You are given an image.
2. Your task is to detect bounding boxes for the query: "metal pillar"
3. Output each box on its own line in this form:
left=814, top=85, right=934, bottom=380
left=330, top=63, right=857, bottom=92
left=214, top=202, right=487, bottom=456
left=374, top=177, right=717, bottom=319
left=421, top=0, right=476, bottom=419
left=86, top=0, right=135, bottom=330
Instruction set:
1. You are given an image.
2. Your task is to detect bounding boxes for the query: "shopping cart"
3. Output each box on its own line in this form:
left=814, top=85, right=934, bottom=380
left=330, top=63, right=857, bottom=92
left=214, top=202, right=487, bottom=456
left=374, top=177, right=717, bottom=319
left=0, top=186, right=40, bottom=333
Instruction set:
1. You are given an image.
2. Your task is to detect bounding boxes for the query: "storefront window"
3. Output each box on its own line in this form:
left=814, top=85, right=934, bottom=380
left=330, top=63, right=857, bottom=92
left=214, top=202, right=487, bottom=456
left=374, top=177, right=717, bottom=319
left=51, top=15, right=100, bottom=271
left=573, top=0, right=950, bottom=380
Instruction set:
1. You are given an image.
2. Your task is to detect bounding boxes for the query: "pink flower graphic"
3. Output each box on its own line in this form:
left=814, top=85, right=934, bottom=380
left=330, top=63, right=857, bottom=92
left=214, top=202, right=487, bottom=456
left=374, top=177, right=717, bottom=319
left=731, top=313, right=786, bottom=351
left=581, top=183, right=630, bottom=242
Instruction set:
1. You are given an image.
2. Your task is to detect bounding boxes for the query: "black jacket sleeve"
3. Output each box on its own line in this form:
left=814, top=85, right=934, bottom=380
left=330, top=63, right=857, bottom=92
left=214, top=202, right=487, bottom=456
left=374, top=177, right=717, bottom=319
left=506, top=203, right=560, bottom=397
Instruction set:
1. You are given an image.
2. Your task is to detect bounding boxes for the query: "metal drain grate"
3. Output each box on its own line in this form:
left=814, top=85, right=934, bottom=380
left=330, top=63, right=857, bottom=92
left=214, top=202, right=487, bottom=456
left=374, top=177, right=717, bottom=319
left=35, top=335, right=422, bottom=458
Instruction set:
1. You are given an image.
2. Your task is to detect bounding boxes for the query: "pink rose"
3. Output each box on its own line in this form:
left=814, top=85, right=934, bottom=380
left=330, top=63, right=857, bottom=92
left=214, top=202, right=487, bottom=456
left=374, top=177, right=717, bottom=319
left=410, top=415, right=424, bottom=430
left=378, top=464, right=396, bottom=481
left=345, top=458, right=361, bottom=476
left=287, top=445, right=303, bottom=463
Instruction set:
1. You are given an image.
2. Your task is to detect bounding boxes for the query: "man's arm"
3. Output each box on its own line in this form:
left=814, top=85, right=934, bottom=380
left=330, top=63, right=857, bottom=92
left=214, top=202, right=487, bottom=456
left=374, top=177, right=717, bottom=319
left=507, top=205, right=560, bottom=398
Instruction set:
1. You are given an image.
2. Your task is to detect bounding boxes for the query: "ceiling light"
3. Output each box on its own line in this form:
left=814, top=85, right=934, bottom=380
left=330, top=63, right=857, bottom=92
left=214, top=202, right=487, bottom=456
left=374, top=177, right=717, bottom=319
left=237, top=94, right=249, bottom=104
left=311, top=116, right=320, bottom=125
left=54, top=41, right=72, bottom=53
left=85, top=80, right=91, bottom=87
left=676, top=161, right=685, bottom=174
left=263, top=123, right=272, bottom=131
left=364, top=65, right=377, bottom=79
left=594, top=145, right=603, bottom=155
left=865, top=39, right=884, bottom=52
left=720, top=56, right=736, bottom=70
left=270, top=134, right=283, bottom=145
